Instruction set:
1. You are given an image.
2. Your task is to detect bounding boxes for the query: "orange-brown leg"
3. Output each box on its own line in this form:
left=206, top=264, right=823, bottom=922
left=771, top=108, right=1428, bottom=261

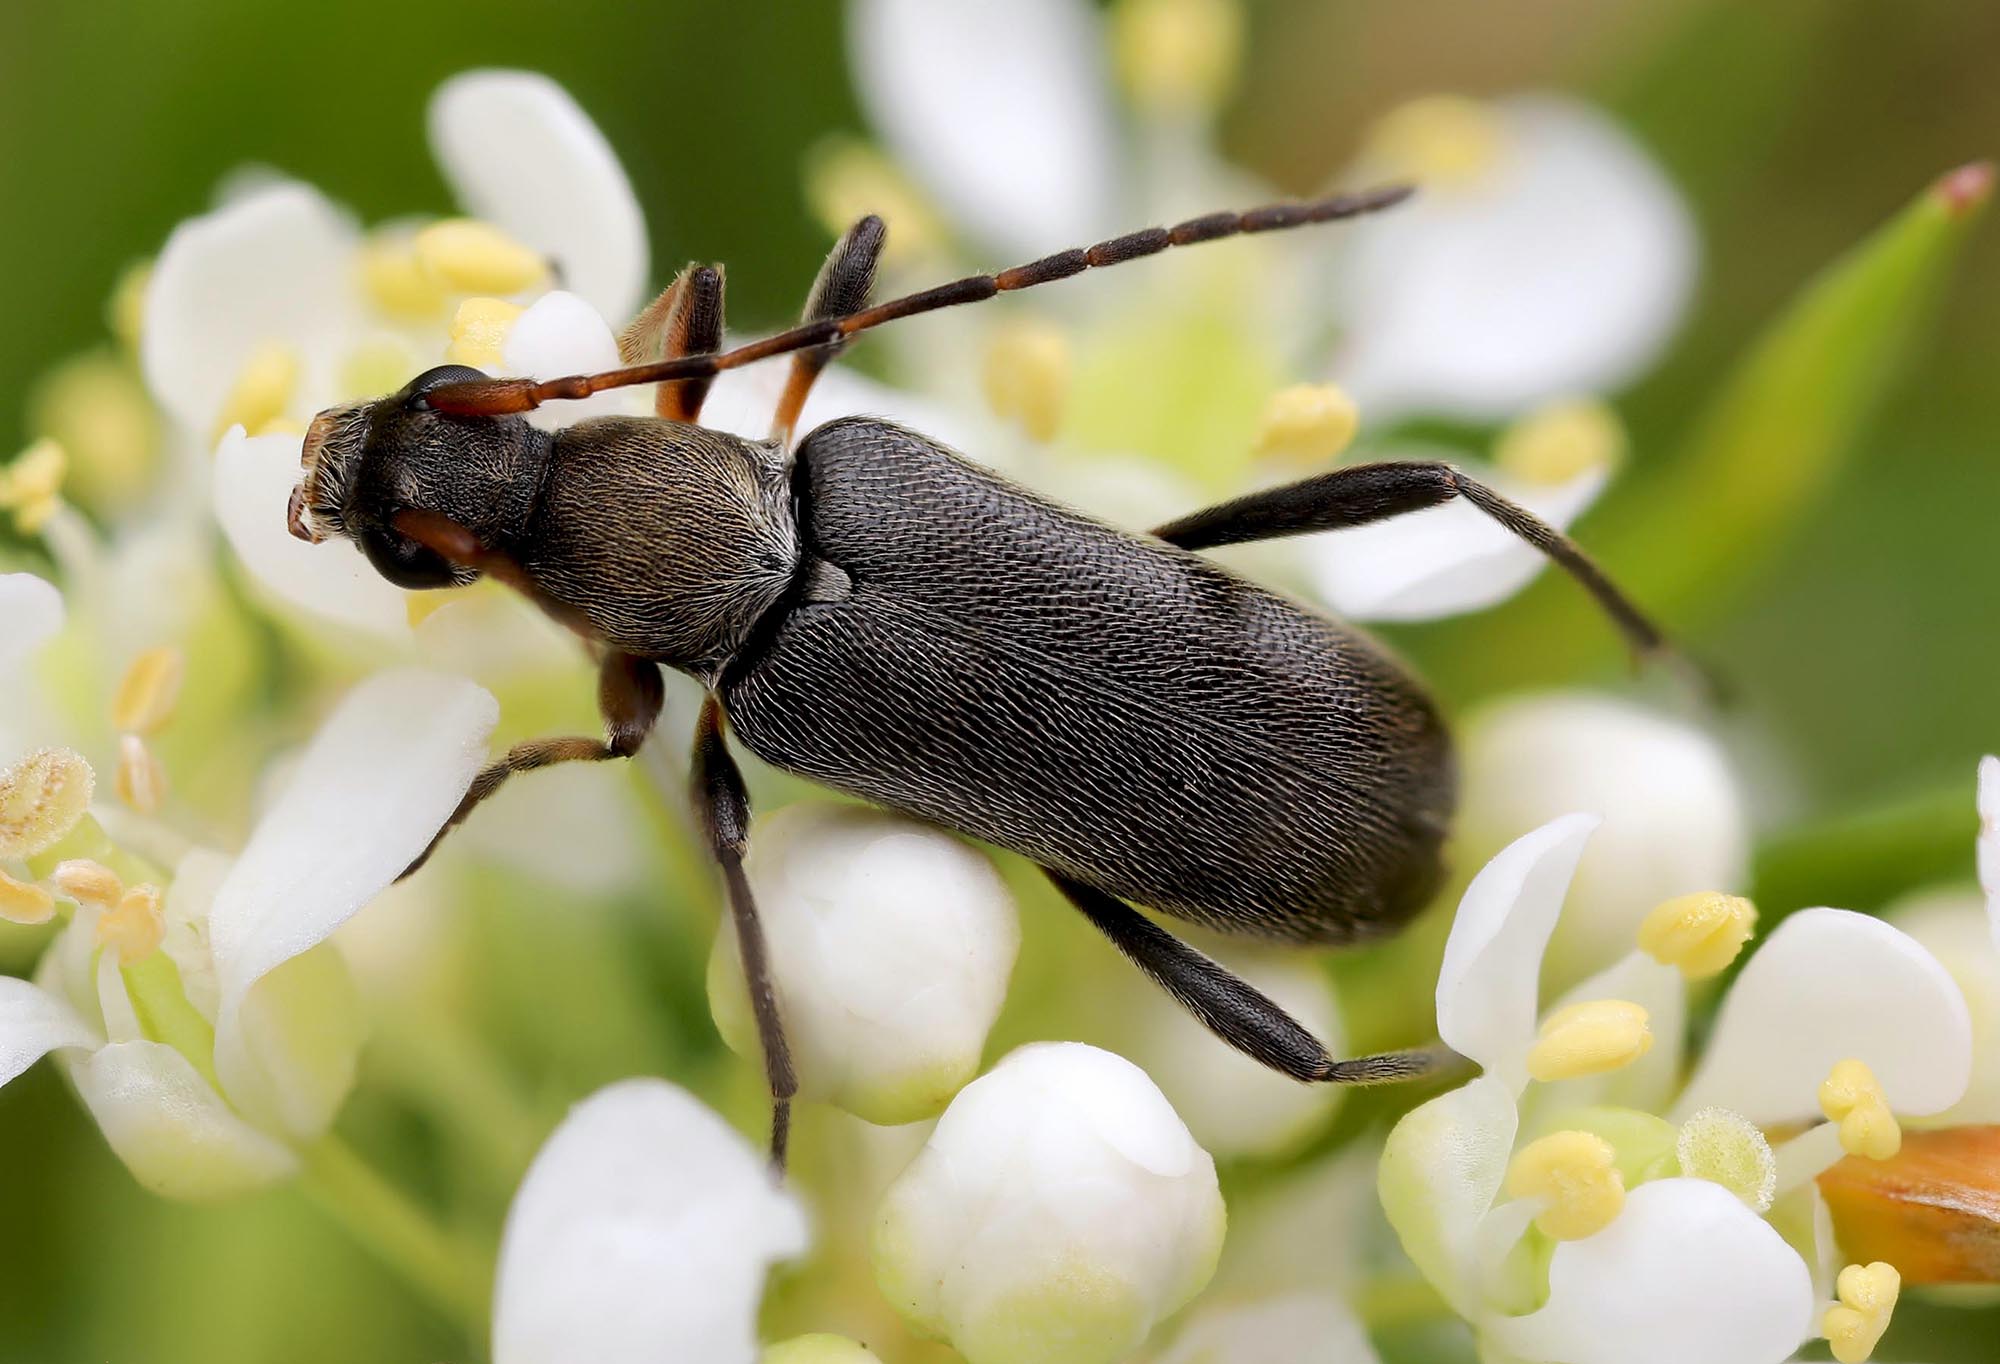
left=619, top=263, right=726, bottom=421
left=770, top=215, right=887, bottom=447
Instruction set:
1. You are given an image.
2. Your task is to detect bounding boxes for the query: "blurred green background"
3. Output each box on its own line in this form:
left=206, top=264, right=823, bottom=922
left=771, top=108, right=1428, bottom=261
left=0, top=0, right=1993, bottom=1360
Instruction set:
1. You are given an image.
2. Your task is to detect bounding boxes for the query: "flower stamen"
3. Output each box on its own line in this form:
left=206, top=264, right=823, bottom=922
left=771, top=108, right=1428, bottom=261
left=213, top=342, right=301, bottom=443
left=0, top=867, right=55, bottom=926
left=1637, top=891, right=1757, bottom=980
left=416, top=219, right=547, bottom=296
left=1366, top=94, right=1506, bottom=187
left=49, top=858, right=124, bottom=910
left=1253, top=383, right=1359, bottom=468
left=95, top=883, right=165, bottom=965
left=0, top=438, right=70, bottom=533
left=1676, top=1106, right=1777, bottom=1212
left=111, top=645, right=185, bottom=736
left=982, top=320, right=1071, bottom=444
left=1494, top=398, right=1626, bottom=486
left=1820, top=1059, right=1901, bottom=1160
left=1505, top=1129, right=1626, bottom=1240
left=1822, top=1261, right=1899, bottom=1363
left=446, top=297, right=526, bottom=370
left=358, top=232, right=450, bottom=320
left=1526, top=998, right=1653, bottom=1082
left=115, top=734, right=167, bottom=817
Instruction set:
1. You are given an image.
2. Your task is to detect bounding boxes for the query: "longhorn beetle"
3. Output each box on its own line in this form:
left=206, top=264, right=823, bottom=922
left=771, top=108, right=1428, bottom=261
left=289, top=185, right=1671, bottom=1167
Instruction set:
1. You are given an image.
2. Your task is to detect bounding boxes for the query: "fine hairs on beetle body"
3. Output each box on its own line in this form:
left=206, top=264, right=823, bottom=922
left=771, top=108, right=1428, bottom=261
left=289, top=186, right=1674, bottom=1168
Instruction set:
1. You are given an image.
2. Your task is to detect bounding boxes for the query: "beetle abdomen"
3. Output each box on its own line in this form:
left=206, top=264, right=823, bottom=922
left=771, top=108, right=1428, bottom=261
left=723, top=419, right=1456, bottom=945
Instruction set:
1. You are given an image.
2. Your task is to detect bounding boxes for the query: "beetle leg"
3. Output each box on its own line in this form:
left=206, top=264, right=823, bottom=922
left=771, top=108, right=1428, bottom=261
left=1047, top=871, right=1452, bottom=1086
left=618, top=263, right=726, bottom=421
left=691, top=694, right=798, bottom=1172
left=771, top=215, right=888, bottom=448
left=398, top=650, right=664, bottom=880
left=1152, top=460, right=1671, bottom=665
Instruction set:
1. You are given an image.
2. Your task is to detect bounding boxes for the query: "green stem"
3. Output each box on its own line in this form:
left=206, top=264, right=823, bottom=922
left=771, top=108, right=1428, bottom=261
left=1353, top=1273, right=1451, bottom=1330
left=298, top=1136, right=490, bottom=1342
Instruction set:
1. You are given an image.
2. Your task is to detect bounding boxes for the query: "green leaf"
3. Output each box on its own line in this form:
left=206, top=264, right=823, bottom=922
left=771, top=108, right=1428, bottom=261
left=1434, top=161, right=1993, bottom=695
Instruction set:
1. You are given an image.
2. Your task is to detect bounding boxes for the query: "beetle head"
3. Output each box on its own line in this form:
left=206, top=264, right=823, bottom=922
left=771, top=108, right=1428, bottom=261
left=292, top=365, right=551, bottom=590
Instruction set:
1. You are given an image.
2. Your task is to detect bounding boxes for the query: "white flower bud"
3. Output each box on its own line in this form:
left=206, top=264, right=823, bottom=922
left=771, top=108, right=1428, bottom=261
left=1459, top=692, right=1747, bottom=983
left=709, top=803, right=1019, bottom=1126
left=873, top=1042, right=1225, bottom=1364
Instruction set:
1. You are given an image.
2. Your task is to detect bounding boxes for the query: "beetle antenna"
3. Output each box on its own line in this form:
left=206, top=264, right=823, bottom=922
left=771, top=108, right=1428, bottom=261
left=421, top=183, right=1415, bottom=416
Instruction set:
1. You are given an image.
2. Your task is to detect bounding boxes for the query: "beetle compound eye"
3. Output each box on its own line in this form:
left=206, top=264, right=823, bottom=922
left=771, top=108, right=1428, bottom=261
left=404, top=364, right=491, bottom=408
left=360, top=524, right=462, bottom=590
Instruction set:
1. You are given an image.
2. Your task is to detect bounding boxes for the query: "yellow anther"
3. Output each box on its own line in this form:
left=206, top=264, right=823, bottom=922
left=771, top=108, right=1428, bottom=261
left=357, top=233, right=450, bottom=320
left=108, top=258, right=153, bottom=352
left=0, top=438, right=69, bottom=533
left=1637, top=891, right=1757, bottom=980
left=95, top=883, right=165, bottom=966
left=339, top=339, right=420, bottom=402
left=1526, top=998, right=1654, bottom=1082
left=111, top=645, right=185, bottom=736
left=804, top=138, right=942, bottom=266
left=1495, top=398, right=1626, bottom=486
left=0, top=867, right=55, bottom=926
left=0, top=747, right=95, bottom=861
left=1820, top=1058, right=1902, bottom=1161
left=29, top=352, right=161, bottom=516
left=416, top=219, right=547, bottom=296
left=1254, top=383, right=1360, bottom=467
left=213, top=342, right=301, bottom=444
left=1505, top=1129, right=1626, bottom=1240
left=1822, top=1261, right=1899, bottom=1364
left=982, top=320, right=1071, bottom=443
left=1366, top=94, right=1507, bottom=187
left=446, top=297, right=525, bottom=371
left=1676, top=1106, right=1777, bottom=1212
left=115, top=734, right=167, bottom=817
left=48, top=859, right=124, bottom=911
left=1113, top=0, right=1243, bottom=114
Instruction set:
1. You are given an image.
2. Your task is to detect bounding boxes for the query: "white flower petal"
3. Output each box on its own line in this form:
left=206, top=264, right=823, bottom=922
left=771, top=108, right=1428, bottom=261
left=1493, top=1178, right=1813, bottom=1364
left=430, top=71, right=648, bottom=324
left=1458, top=692, right=1748, bottom=984
left=493, top=1078, right=807, bottom=1364
left=1306, top=457, right=1607, bottom=622
left=1979, top=754, right=1999, bottom=956
left=1435, top=814, right=1600, bottom=1086
left=1338, top=96, right=1696, bottom=422
left=501, top=290, right=635, bottom=428
left=0, top=976, right=101, bottom=1087
left=68, top=1040, right=299, bottom=1200
left=206, top=669, right=497, bottom=1123
left=1892, top=888, right=2000, bottom=1124
left=873, top=1042, right=1224, bottom=1364
left=141, top=181, right=361, bottom=436
left=1157, top=1293, right=1382, bottom=1364
left=709, top=803, right=1019, bottom=1125
left=849, top=0, right=1120, bottom=255
left=1376, top=1073, right=1519, bottom=1319
left=0, top=572, right=63, bottom=679
left=213, top=426, right=412, bottom=636
left=1675, top=907, right=1973, bottom=1124
left=701, top=361, right=995, bottom=462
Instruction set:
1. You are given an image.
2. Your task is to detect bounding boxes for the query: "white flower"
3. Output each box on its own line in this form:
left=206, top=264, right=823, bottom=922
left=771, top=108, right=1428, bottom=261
left=706, top=802, right=1020, bottom=1126
left=848, top=0, right=1121, bottom=256
left=1380, top=814, right=1971, bottom=1364
left=141, top=71, right=645, bottom=636
left=873, top=1041, right=1225, bottom=1364
left=0, top=667, right=496, bottom=1199
left=1153, top=1293, right=1381, bottom=1364
left=1456, top=692, right=1749, bottom=984
left=1335, top=94, right=1697, bottom=423
left=492, top=1078, right=807, bottom=1364
left=0, top=572, right=63, bottom=757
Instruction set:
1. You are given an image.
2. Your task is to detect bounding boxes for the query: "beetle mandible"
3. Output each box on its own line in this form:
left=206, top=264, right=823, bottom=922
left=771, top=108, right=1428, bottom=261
left=288, top=186, right=1672, bottom=1166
